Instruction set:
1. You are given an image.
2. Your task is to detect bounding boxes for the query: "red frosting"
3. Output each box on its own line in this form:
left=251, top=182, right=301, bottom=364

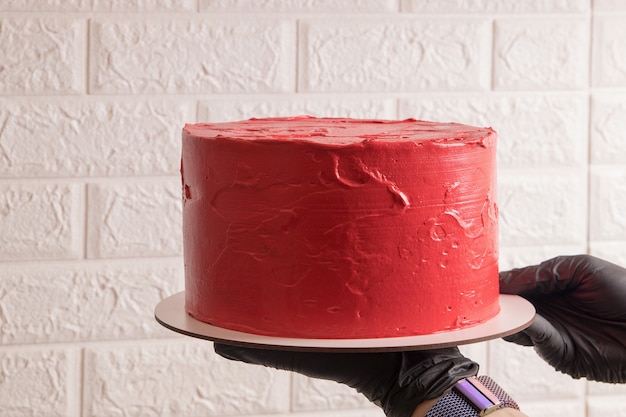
left=181, top=116, right=500, bottom=339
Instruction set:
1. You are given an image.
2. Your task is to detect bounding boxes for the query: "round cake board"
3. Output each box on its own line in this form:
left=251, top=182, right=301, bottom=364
left=155, top=292, right=534, bottom=352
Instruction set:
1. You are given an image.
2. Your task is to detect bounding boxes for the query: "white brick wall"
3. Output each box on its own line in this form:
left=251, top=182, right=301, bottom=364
left=299, top=18, right=491, bottom=92
left=493, top=17, right=589, bottom=90
left=1, top=1, right=625, bottom=417
left=0, top=16, right=86, bottom=95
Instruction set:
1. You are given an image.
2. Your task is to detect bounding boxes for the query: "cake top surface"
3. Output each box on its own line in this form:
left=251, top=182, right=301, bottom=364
left=184, top=116, right=495, bottom=146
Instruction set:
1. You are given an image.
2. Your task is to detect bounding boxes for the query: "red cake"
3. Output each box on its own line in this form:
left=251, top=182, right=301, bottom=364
left=181, top=116, right=500, bottom=339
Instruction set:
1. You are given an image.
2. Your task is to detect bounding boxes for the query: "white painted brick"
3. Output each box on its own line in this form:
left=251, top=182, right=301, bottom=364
left=0, top=347, right=76, bottom=417
left=594, top=0, right=626, bottom=11
left=93, top=0, right=196, bottom=12
left=299, top=18, right=491, bottom=92
left=399, top=93, right=588, bottom=168
left=0, top=0, right=90, bottom=11
left=0, top=0, right=207, bottom=11
left=592, top=15, right=626, bottom=87
left=587, top=380, right=626, bottom=395
left=498, top=169, right=587, bottom=247
left=87, top=179, right=182, bottom=258
left=589, top=166, right=626, bottom=241
left=0, top=259, right=182, bottom=344
left=591, top=93, right=626, bottom=164
left=589, top=242, right=626, bottom=266
left=494, top=18, right=589, bottom=90
left=460, top=343, right=488, bottom=373
left=488, top=339, right=586, bottom=401
left=292, top=374, right=374, bottom=412
left=0, top=182, right=83, bottom=262
left=0, top=17, right=85, bottom=95
left=197, top=96, right=396, bottom=122
left=200, top=0, right=396, bottom=13
left=82, top=340, right=290, bottom=417
left=0, top=98, right=190, bottom=178
left=402, top=0, right=589, bottom=13
left=514, top=399, right=585, bottom=417
left=588, top=395, right=626, bottom=417
left=89, top=17, right=296, bottom=94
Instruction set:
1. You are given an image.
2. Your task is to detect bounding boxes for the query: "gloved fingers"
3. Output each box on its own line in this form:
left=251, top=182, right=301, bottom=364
left=399, top=347, right=465, bottom=376
left=416, top=356, right=479, bottom=399
left=514, top=314, right=576, bottom=374
left=397, top=348, right=479, bottom=398
left=501, top=315, right=563, bottom=350
left=214, top=342, right=402, bottom=384
left=214, top=343, right=297, bottom=372
left=215, top=343, right=487, bottom=417
left=214, top=343, right=352, bottom=377
left=502, top=331, right=534, bottom=346
left=518, top=315, right=560, bottom=345
left=499, top=254, right=596, bottom=296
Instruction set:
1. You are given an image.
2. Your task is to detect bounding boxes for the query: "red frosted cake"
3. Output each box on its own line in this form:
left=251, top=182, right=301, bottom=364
left=181, top=116, right=500, bottom=339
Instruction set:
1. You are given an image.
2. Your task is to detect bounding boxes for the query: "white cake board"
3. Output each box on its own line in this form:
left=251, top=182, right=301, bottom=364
left=155, top=292, right=535, bottom=352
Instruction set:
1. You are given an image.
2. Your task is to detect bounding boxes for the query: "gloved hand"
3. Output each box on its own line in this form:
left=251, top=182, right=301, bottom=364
left=215, top=344, right=478, bottom=417
left=499, top=254, right=626, bottom=383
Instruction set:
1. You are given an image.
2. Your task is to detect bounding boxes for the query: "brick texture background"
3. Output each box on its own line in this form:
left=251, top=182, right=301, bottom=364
left=1, top=1, right=625, bottom=416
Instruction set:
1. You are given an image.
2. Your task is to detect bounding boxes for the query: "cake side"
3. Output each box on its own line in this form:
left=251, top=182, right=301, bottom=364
left=181, top=117, right=499, bottom=339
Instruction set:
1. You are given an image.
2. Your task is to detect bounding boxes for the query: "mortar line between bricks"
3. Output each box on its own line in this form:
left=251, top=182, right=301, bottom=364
left=0, top=336, right=206, bottom=353
left=0, top=174, right=180, bottom=184
left=81, top=182, right=89, bottom=260
left=0, top=10, right=598, bottom=17
left=0, top=255, right=183, bottom=268
left=85, top=13, right=92, bottom=95
left=585, top=11, right=594, bottom=256
left=8, top=89, right=625, bottom=102
left=6, top=88, right=626, bottom=102
left=72, top=346, right=83, bottom=417
left=78, top=347, right=86, bottom=417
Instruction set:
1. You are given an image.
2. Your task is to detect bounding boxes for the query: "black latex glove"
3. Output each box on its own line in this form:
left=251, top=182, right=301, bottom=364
left=499, top=254, right=626, bottom=383
left=215, top=344, right=478, bottom=417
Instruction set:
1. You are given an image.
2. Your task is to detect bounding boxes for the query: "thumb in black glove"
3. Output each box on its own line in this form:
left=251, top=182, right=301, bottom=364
left=499, top=254, right=626, bottom=383
left=215, top=344, right=478, bottom=417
